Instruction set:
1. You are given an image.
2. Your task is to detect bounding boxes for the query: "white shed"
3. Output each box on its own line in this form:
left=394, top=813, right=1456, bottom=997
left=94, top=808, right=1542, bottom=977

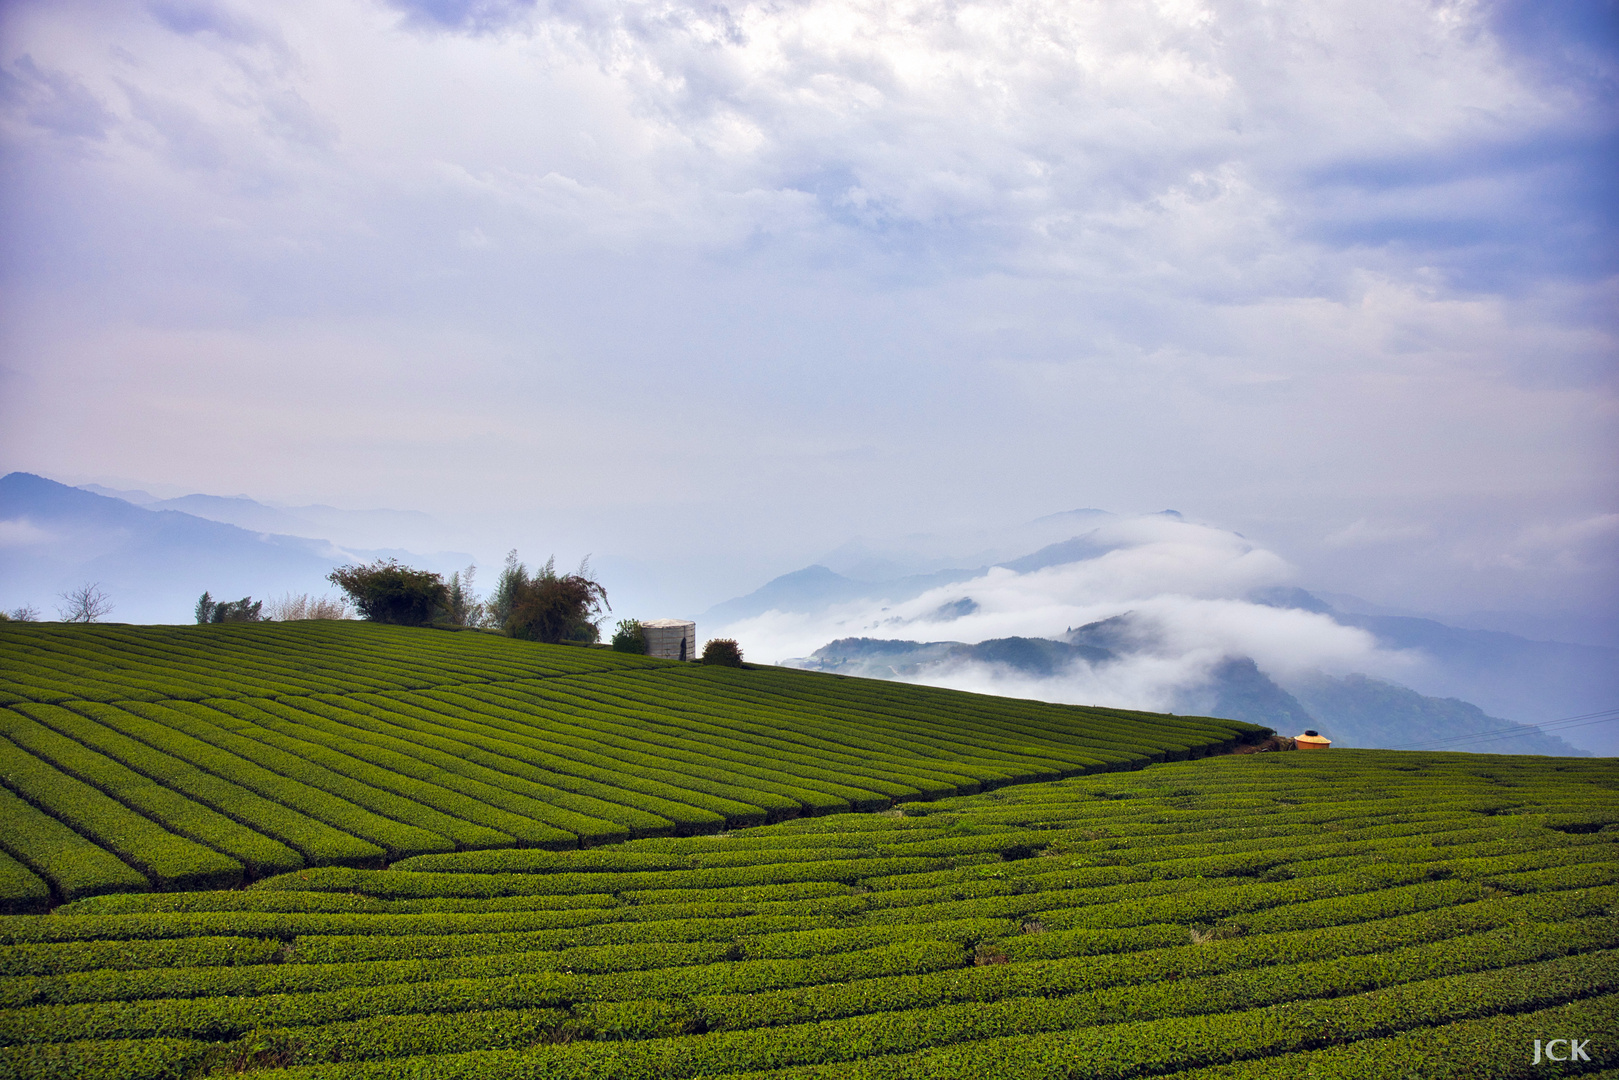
left=641, top=619, right=697, bottom=661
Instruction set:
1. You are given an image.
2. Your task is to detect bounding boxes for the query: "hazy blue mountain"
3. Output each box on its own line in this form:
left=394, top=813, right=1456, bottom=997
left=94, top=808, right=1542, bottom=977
left=1316, top=588, right=1618, bottom=648
left=1453, top=608, right=1619, bottom=651
left=791, top=637, right=968, bottom=677
left=1179, top=657, right=1319, bottom=734
left=77, top=486, right=443, bottom=552
left=78, top=483, right=163, bottom=504
left=815, top=509, right=1118, bottom=581
left=713, top=535, right=1616, bottom=754
left=1191, top=659, right=1585, bottom=755
left=1284, top=671, right=1584, bottom=756
left=930, top=597, right=980, bottom=621
left=1250, top=586, right=1336, bottom=614
left=966, top=637, right=1114, bottom=675
left=800, top=637, right=1316, bottom=735
left=1331, top=612, right=1617, bottom=732
left=1250, top=587, right=1618, bottom=745
left=793, top=636, right=1114, bottom=679
left=997, top=533, right=1121, bottom=574
left=701, top=564, right=983, bottom=624
left=1064, top=614, right=1154, bottom=653
left=0, top=473, right=464, bottom=624
left=146, top=493, right=342, bottom=536
left=708, top=510, right=1128, bottom=623
left=793, top=630, right=1586, bottom=755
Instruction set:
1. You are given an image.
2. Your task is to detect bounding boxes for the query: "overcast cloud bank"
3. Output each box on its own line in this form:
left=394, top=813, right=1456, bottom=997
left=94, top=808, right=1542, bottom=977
left=1, top=0, right=1613, bottom=632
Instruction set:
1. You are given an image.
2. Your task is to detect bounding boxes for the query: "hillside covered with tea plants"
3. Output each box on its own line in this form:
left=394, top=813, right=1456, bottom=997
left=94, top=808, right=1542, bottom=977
left=1, top=753, right=1614, bottom=1078
left=0, top=622, right=1258, bottom=907
left=0, top=623, right=1613, bottom=1079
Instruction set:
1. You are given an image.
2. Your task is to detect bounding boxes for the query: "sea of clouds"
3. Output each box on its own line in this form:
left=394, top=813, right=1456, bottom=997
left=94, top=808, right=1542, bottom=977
left=716, top=514, right=1420, bottom=712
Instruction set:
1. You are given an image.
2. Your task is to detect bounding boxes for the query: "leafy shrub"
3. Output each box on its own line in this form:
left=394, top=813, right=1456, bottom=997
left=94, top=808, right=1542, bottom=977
left=327, top=561, right=448, bottom=627
left=0, top=1036, right=217, bottom=1080
left=1, top=704, right=302, bottom=879
left=194, top=593, right=262, bottom=623
left=0, top=740, right=1613, bottom=1078
left=443, top=566, right=485, bottom=627
left=0, top=936, right=279, bottom=978
left=611, top=620, right=647, bottom=654
left=1187, top=922, right=1244, bottom=944
left=496, top=555, right=609, bottom=644
left=701, top=639, right=743, bottom=667
left=43, top=701, right=383, bottom=870
left=0, top=737, right=243, bottom=892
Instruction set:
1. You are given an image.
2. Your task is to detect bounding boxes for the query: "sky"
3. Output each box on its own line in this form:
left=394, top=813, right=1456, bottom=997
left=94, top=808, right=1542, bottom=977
left=1, top=0, right=1615, bottom=633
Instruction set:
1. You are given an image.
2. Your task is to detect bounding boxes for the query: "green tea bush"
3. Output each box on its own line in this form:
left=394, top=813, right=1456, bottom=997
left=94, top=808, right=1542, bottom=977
left=1, top=705, right=303, bottom=878
left=611, top=620, right=647, bottom=654
left=0, top=786, right=148, bottom=903
left=328, top=561, right=448, bottom=627
left=0, top=737, right=242, bottom=892
left=0, top=624, right=1613, bottom=1080
left=0, top=852, right=50, bottom=916
left=700, top=639, right=744, bottom=667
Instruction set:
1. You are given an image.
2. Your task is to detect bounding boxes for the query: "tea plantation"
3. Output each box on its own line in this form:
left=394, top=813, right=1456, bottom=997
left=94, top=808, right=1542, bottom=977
left=0, top=622, right=1260, bottom=902
left=0, top=622, right=1614, bottom=1078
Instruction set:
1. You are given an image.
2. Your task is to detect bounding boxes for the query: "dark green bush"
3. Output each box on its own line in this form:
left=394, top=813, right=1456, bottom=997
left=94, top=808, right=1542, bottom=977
left=481, top=552, right=611, bottom=643
left=327, top=561, right=448, bottom=626
left=700, top=639, right=743, bottom=667
left=193, top=593, right=261, bottom=623
left=611, top=620, right=647, bottom=654
left=0, top=851, right=50, bottom=915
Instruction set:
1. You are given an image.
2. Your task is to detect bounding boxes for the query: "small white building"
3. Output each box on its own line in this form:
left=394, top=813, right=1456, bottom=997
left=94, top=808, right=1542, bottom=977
left=641, top=619, right=697, bottom=661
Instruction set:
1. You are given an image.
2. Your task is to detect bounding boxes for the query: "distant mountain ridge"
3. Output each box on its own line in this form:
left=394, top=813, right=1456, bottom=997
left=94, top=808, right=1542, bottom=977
left=80, top=484, right=441, bottom=552
left=800, top=636, right=1115, bottom=679
left=701, top=564, right=985, bottom=624
left=792, top=632, right=1587, bottom=756
left=0, top=473, right=466, bottom=624
left=720, top=531, right=1615, bottom=755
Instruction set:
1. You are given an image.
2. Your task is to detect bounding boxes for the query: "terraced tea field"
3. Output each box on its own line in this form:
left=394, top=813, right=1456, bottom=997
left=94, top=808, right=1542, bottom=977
left=0, top=622, right=1258, bottom=907
left=0, top=623, right=1613, bottom=1078
left=1, top=753, right=1614, bottom=1078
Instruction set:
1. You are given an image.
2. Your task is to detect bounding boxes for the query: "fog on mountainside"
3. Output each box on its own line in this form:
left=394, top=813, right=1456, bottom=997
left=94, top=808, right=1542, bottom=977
left=705, top=514, right=1617, bottom=757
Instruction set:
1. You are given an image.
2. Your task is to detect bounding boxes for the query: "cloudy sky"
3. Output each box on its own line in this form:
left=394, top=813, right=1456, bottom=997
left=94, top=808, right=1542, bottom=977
left=1, top=0, right=1614, bottom=630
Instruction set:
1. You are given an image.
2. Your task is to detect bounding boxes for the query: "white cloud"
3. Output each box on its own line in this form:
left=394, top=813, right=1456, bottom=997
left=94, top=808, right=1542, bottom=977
left=714, top=513, right=1413, bottom=712
left=0, top=518, right=53, bottom=547
left=1482, top=513, right=1619, bottom=574
left=0, top=0, right=1611, bottom=627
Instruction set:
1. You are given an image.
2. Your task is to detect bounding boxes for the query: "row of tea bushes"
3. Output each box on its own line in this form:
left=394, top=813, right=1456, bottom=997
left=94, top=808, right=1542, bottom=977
left=0, top=623, right=1260, bottom=906
left=0, top=751, right=1613, bottom=1078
